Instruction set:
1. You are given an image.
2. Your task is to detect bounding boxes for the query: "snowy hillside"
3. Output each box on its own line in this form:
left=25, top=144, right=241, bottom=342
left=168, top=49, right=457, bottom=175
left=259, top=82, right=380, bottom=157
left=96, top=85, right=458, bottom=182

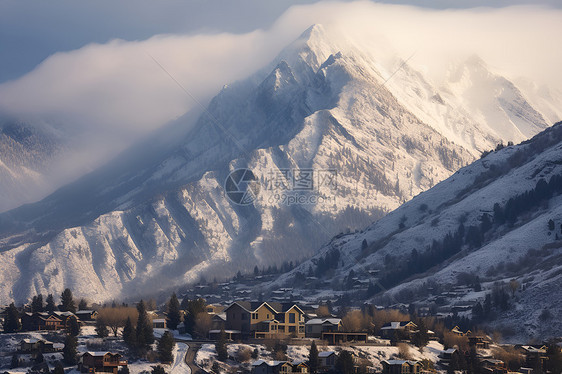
left=0, top=118, right=68, bottom=212
left=0, top=25, right=558, bottom=305
left=268, top=123, right=562, bottom=341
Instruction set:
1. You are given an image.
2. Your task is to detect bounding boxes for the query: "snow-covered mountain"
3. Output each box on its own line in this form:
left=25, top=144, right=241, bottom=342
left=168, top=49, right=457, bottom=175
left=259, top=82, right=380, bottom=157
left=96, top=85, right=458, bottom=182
left=0, top=118, right=69, bottom=212
left=0, top=25, right=558, bottom=304
left=269, top=122, right=562, bottom=341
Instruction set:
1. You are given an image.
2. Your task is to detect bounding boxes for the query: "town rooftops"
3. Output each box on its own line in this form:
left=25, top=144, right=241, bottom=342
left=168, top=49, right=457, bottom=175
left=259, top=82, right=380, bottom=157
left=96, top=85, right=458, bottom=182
left=252, top=360, right=288, bottom=367
left=383, top=360, right=420, bottom=365
left=305, top=318, right=341, bottom=325
left=380, top=321, right=416, bottom=330
left=225, top=301, right=304, bottom=314
left=84, top=352, right=115, bottom=357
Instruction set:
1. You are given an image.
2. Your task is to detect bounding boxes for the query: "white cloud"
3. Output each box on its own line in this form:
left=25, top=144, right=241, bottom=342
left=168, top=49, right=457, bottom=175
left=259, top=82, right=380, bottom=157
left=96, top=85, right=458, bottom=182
left=0, top=1, right=560, bottom=150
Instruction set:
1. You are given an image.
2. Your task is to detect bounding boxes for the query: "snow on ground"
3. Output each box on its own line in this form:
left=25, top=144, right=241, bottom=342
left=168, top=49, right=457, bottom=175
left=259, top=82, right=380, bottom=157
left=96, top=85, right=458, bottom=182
left=169, top=343, right=190, bottom=374
left=196, top=341, right=444, bottom=371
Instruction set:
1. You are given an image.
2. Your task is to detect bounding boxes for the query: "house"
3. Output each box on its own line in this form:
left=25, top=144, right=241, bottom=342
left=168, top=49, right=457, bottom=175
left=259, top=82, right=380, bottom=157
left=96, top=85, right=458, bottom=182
left=152, top=319, right=167, bottom=329
left=206, top=304, right=225, bottom=314
left=305, top=318, right=342, bottom=338
left=52, top=311, right=80, bottom=329
left=381, top=360, right=421, bottom=374
left=21, top=312, right=63, bottom=331
left=224, top=301, right=305, bottom=338
left=76, top=310, right=98, bottom=322
left=211, top=313, right=227, bottom=331
left=251, top=360, right=294, bottom=374
left=18, top=339, right=57, bottom=353
left=79, top=352, right=128, bottom=374
left=292, top=362, right=309, bottom=373
left=318, top=352, right=337, bottom=372
left=468, top=335, right=491, bottom=349
left=520, top=345, right=548, bottom=370
left=481, top=359, right=507, bottom=374
left=439, top=348, right=458, bottom=365
left=450, top=326, right=466, bottom=336
left=379, top=321, right=418, bottom=339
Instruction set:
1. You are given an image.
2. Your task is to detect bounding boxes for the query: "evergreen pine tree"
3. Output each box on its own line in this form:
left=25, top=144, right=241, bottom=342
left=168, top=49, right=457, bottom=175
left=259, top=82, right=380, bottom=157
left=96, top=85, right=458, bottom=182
left=152, top=366, right=166, bottom=374
left=60, top=289, right=76, bottom=313
left=31, top=295, right=44, bottom=313
left=10, top=354, right=19, bottom=369
left=157, top=331, right=176, bottom=363
left=166, top=293, right=181, bottom=330
left=216, top=329, right=228, bottom=361
left=136, top=300, right=154, bottom=349
left=78, top=298, right=88, bottom=311
left=45, top=294, right=57, bottom=313
left=335, top=350, right=354, bottom=374
left=95, top=318, right=109, bottom=338
left=63, top=334, right=78, bottom=365
left=412, top=319, right=429, bottom=348
left=122, top=316, right=136, bottom=347
left=308, top=341, right=319, bottom=374
left=53, top=361, right=65, bottom=374
left=4, top=303, right=21, bottom=332
left=68, top=317, right=81, bottom=336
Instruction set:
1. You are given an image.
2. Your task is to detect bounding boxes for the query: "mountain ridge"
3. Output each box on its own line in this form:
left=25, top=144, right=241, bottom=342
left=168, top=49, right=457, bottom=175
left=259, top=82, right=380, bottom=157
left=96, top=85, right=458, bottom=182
left=0, top=24, right=557, bottom=304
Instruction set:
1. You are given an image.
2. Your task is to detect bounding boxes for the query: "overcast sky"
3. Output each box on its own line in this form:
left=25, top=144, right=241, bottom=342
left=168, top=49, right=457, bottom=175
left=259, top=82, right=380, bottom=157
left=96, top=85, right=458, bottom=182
left=0, top=0, right=560, bottom=148
left=2, top=0, right=561, bottom=83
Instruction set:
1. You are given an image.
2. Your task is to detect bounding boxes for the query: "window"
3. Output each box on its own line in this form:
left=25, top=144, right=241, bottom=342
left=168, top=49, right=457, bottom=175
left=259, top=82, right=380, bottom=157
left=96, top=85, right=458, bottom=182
left=289, top=313, right=295, bottom=323
left=289, top=326, right=296, bottom=332
left=267, top=314, right=270, bottom=319
left=252, top=313, right=258, bottom=319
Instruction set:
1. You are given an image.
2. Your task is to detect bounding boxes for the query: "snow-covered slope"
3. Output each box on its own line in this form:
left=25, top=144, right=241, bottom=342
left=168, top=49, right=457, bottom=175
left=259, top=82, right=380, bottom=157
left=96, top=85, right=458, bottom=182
left=0, top=25, right=557, bottom=304
left=0, top=118, right=68, bottom=212
left=269, top=122, right=562, bottom=341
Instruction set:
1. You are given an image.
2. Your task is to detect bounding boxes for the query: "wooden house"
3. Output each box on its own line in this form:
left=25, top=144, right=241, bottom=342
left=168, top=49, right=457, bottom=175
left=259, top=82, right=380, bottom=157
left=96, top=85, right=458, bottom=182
left=381, top=360, right=422, bottom=374
left=318, top=351, right=337, bottom=372
left=304, top=318, right=342, bottom=338
left=380, top=321, right=418, bottom=339
left=19, top=338, right=57, bottom=353
left=21, top=312, right=63, bottom=331
left=76, top=310, right=98, bottom=322
left=79, top=352, right=128, bottom=374
left=224, top=301, right=305, bottom=338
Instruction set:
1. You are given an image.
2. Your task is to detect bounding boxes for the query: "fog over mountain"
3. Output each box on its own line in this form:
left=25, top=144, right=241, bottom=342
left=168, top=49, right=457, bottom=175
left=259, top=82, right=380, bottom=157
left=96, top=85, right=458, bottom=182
left=0, top=22, right=558, bottom=304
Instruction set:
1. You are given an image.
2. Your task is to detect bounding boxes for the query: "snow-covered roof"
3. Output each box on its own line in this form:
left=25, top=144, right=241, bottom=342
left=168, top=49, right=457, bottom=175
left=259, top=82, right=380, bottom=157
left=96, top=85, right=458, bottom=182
left=305, top=318, right=341, bottom=325
left=152, top=319, right=166, bottom=323
left=251, top=360, right=288, bottom=367
left=318, top=351, right=336, bottom=358
left=383, top=360, right=420, bottom=365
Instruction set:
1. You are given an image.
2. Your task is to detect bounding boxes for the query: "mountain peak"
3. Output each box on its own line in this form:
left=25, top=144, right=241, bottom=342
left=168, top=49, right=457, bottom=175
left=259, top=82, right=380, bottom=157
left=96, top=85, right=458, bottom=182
left=276, top=24, right=339, bottom=76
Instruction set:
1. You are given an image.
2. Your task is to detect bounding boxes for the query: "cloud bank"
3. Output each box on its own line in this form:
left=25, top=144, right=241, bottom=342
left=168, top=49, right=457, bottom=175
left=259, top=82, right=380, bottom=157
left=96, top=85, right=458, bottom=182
left=0, top=1, right=561, bottom=156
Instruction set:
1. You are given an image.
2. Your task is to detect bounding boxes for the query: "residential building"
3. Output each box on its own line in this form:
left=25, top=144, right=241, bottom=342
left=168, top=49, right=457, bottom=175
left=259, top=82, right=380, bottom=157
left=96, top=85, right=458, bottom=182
left=18, top=338, right=57, bottom=353
left=152, top=319, right=167, bottom=329
left=76, top=310, right=98, bottom=322
left=481, top=359, right=507, bottom=374
left=21, top=312, right=63, bottom=331
left=520, top=345, right=548, bottom=370
left=79, top=352, right=128, bottom=374
left=379, top=321, right=418, bottom=339
left=224, top=301, right=305, bottom=338
left=305, top=318, right=342, bottom=338
left=468, top=335, right=491, bottom=349
left=251, top=360, right=295, bottom=374
left=318, top=351, right=337, bottom=372
left=381, top=360, right=421, bottom=374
